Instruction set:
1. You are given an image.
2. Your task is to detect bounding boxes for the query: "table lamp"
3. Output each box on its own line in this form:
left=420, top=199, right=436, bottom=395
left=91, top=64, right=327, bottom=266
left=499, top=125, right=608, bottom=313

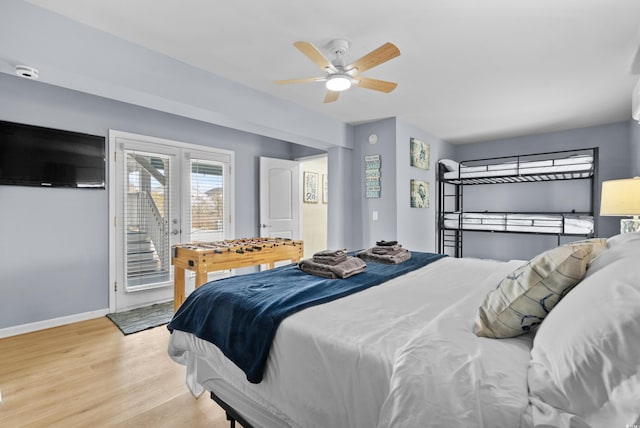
left=600, top=176, right=640, bottom=233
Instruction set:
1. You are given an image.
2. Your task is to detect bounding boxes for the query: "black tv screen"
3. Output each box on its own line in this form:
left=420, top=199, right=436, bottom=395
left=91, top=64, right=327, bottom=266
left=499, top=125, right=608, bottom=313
left=0, top=120, right=105, bottom=189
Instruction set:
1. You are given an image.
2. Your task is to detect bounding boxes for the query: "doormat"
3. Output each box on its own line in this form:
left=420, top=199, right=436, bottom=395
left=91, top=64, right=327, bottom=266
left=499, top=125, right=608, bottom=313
left=106, top=301, right=173, bottom=335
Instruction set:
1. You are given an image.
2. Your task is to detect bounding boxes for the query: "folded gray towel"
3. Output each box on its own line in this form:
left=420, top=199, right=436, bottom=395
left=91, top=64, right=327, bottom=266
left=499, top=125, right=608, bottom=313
left=376, top=240, right=398, bottom=246
left=329, top=256, right=367, bottom=278
left=313, top=253, right=347, bottom=265
left=314, top=249, right=347, bottom=257
left=298, top=255, right=367, bottom=279
left=298, top=259, right=337, bottom=279
left=357, top=248, right=412, bottom=264
left=312, top=249, right=347, bottom=265
left=372, top=244, right=403, bottom=255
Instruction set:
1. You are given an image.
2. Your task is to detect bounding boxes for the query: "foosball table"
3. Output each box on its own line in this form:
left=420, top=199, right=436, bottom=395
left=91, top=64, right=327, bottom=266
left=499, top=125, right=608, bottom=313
left=171, top=237, right=304, bottom=311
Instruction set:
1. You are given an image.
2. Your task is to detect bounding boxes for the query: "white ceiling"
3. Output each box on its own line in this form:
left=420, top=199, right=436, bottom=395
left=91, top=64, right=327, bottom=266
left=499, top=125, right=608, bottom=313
left=24, top=0, right=640, bottom=144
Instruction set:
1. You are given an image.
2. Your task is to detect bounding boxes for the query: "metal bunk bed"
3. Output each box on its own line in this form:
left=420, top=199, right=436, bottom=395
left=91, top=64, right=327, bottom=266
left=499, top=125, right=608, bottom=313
left=437, top=147, right=599, bottom=257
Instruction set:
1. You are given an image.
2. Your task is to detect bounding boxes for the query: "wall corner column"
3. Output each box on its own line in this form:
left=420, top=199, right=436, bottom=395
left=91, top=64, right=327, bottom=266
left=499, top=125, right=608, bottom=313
left=327, top=146, right=354, bottom=250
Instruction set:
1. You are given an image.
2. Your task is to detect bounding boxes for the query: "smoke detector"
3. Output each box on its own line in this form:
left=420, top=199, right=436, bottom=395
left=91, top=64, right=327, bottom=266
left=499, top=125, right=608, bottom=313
left=15, top=65, right=39, bottom=80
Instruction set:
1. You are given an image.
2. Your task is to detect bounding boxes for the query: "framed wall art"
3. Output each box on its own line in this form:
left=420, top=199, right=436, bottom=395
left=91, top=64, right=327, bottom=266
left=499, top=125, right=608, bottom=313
left=365, top=154, right=381, bottom=199
left=410, top=137, right=430, bottom=170
left=322, top=174, right=328, bottom=204
left=303, top=171, right=319, bottom=203
left=410, top=179, right=429, bottom=208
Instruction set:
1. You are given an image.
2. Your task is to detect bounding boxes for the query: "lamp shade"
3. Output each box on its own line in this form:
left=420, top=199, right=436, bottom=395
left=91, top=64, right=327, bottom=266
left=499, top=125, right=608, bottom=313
left=600, top=177, right=640, bottom=216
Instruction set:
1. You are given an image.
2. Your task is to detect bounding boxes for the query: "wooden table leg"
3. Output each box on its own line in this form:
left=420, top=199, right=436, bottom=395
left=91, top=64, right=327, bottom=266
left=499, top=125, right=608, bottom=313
left=195, top=269, right=208, bottom=288
left=174, top=266, right=185, bottom=312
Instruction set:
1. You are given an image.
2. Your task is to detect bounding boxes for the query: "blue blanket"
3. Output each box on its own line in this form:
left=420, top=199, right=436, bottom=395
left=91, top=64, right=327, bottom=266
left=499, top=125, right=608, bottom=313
left=168, top=251, right=446, bottom=383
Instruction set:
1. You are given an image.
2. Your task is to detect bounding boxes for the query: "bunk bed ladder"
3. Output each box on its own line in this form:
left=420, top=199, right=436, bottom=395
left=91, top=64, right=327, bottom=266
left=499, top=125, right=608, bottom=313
left=437, top=163, right=463, bottom=257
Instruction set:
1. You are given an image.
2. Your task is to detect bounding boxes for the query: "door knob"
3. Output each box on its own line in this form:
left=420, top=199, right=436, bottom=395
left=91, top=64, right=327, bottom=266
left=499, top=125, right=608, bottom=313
left=171, top=229, right=180, bottom=235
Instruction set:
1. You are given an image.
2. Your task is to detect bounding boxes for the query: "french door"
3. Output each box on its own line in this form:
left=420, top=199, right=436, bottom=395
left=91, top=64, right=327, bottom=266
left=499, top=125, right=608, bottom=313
left=109, top=131, right=233, bottom=312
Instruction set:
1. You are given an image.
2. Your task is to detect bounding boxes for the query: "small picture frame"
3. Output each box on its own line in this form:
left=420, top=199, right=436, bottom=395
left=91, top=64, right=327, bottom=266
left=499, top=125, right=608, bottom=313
left=303, top=171, right=319, bottom=203
left=410, top=138, right=430, bottom=170
left=322, top=174, right=328, bottom=204
left=410, top=179, right=429, bottom=208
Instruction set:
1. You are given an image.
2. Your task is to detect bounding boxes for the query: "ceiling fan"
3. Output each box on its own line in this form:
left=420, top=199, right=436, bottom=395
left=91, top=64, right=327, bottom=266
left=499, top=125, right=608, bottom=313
left=275, top=39, right=401, bottom=103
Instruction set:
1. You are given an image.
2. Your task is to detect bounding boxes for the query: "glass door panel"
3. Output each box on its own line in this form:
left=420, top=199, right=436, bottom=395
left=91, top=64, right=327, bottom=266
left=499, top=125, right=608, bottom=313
left=124, top=151, right=173, bottom=290
left=190, top=159, right=225, bottom=243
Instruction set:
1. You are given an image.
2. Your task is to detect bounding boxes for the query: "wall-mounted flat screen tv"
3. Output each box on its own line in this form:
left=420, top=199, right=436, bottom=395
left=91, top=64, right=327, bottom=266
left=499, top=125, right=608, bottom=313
left=0, top=120, right=105, bottom=189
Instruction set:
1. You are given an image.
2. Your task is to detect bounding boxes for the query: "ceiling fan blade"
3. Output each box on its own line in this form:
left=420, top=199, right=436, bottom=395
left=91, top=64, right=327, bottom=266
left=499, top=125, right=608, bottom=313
left=275, top=77, right=326, bottom=85
left=349, top=42, right=400, bottom=74
left=294, top=41, right=338, bottom=73
left=324, top=90, right=340, bottom=103
left=354, top=77, right=398, bottom=93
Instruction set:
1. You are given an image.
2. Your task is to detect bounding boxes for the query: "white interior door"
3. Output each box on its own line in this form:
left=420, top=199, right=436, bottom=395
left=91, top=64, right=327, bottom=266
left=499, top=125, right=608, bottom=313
left=259, top=157, right=300, bottom=239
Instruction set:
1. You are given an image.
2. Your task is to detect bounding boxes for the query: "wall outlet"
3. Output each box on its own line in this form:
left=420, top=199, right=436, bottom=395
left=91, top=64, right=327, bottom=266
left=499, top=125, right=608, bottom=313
left=372, top=211, right=378, bottom=221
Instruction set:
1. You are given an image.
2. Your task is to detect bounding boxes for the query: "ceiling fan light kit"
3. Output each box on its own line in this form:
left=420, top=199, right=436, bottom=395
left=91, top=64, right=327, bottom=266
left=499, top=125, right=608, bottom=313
left=326, top=74, right=352, bottom=92
left=276, top=39, right=400, bottom=103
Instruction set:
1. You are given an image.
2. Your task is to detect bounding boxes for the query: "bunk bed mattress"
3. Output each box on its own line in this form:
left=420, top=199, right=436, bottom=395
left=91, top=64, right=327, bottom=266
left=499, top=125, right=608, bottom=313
left=167, top=257, right=531, bottom=428
left=442, top=155, right=594, bottom=180
left=443, top=213, right=594, bottom=234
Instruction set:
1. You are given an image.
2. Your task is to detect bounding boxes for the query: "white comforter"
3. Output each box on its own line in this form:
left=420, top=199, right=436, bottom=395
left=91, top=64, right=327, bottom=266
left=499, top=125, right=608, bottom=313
left=377, top=267, right=533, bottom=427
left=168, top=257, right=532, bottom=428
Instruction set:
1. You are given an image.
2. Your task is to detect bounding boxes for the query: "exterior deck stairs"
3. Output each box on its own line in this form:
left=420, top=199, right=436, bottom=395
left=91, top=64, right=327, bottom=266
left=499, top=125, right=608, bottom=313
left=126, top=229, right=161, bottom=278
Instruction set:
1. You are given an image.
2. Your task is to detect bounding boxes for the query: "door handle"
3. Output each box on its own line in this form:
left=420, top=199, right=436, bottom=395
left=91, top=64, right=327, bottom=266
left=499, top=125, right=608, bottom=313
left=171, top=229, right=180, bottom=235
left=261, top=224, right=271, bottom=228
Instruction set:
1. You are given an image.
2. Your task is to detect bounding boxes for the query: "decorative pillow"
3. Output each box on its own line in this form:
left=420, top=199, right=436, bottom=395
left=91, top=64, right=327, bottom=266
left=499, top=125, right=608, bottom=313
left=565, top=237, right=608, bottom=265
left=473, top=244, right=591, bottom=338
left=525, top=232, right=640, bottom=426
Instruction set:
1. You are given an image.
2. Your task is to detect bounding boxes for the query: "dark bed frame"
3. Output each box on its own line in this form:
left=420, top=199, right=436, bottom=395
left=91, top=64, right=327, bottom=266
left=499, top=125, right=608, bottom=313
left=210, top=391, right=255, bottom=428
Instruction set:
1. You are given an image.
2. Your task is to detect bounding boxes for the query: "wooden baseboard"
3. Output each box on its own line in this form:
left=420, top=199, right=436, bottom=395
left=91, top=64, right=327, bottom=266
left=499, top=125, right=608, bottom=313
left=0, top=309, right=109, bottom=339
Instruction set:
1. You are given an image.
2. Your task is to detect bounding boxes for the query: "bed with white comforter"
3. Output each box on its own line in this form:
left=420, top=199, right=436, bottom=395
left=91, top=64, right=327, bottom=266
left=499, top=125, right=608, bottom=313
left=168, top=233, right=640, bottom=428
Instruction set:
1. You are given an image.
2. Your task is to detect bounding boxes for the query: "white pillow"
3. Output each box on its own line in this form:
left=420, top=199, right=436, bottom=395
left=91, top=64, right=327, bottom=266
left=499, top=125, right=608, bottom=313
left=525, top=232, right=640, bottom=427
left=438, top=159, right=459, bottom=172
left=602, top=229, right=640, bottom=250
left=554, top=154, right=594, bottom=166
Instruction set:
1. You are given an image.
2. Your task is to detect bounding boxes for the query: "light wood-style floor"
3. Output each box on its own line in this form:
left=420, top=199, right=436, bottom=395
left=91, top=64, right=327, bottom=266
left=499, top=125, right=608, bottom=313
left=0, top=317, right=233, bottom=427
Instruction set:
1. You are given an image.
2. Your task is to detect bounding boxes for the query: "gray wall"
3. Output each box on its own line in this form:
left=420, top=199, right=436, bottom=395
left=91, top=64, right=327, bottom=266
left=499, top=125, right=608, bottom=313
left=350, top=118, right=455, bottom=252
left=631, top=120, right=640, bottom=176
left=327, top=146, right=355, bottom=251
left=453, top=121, right=631, bottom=260
left=0, top=73, right=309, bottom=329
left=352, top=118, right=398, bottom=248
left=395, top=119, right=455, bottom=252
